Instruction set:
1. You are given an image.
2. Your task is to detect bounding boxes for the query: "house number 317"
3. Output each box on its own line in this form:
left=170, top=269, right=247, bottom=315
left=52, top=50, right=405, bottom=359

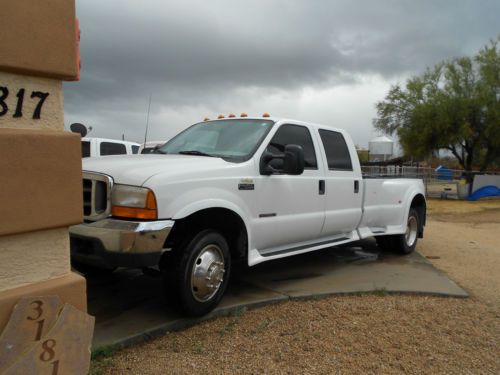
left=0, top=86, right=49, bottom=119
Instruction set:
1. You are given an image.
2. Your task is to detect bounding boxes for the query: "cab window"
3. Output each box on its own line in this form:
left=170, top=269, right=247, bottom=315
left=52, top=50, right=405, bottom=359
left=100, top=142, right=126, bottom=156
left=81, top=141, right=90, bottom=158
left=266, top=124, right=317, bottom=169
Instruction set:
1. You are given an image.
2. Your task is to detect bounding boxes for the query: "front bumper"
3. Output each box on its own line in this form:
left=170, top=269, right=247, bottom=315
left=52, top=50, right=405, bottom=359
left=70, top=219, right=174, bottom=268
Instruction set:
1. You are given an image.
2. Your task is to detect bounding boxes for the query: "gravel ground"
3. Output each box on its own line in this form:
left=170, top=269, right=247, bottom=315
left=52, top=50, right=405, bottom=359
left=98, top=199, right=500, bottom=375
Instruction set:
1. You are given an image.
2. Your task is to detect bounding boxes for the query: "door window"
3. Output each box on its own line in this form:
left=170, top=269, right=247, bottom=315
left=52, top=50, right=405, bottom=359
left=266, top=124, right=317, bottom=169
left=319, top=130, right=353, bottom=171
left=131, top=145, right=139, bottom=154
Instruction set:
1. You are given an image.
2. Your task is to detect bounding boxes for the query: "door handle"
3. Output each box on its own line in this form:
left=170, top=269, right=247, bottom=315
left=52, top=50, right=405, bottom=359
left=319, top=180, right=325, bottom=195
left=354, top=180, right=359, bottom=193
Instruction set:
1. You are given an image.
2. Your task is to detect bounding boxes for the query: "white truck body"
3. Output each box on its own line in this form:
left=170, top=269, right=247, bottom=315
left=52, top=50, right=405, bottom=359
left=81, top=137, right=140, bottom=158
left=71, top=117, right=426, bottom=315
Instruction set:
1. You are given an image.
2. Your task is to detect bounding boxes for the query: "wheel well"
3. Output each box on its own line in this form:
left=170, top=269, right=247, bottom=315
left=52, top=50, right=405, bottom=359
left=164, top=208, right=248, bottom=261
left=410, top=194, right=426, bottom=237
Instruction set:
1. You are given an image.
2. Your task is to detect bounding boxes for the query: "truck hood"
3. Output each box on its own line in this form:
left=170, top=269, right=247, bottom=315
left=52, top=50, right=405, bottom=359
left=82, top=155, right=231, bottom=186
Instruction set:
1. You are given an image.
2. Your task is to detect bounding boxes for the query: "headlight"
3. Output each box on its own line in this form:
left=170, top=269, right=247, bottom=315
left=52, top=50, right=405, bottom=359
left=111, top=184, right=158, bottom=220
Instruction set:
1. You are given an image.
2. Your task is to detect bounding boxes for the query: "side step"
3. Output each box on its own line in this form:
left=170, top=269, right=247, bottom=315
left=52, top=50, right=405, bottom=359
left=261, top=236, right=350, bottom=257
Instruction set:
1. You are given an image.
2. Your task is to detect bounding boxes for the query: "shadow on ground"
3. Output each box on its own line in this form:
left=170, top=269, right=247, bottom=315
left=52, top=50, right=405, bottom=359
left=87, top=238, right=467, bottom=349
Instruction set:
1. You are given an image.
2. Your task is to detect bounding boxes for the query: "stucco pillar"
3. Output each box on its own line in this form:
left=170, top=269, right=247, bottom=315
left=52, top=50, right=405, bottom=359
left=0, top=0, right=86, bottom=332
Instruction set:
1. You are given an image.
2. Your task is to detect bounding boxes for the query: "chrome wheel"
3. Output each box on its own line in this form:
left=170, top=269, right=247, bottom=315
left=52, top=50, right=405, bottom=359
left=405, top=215, right=418, bottom=248
left=191, top=244, right=225, bottom=302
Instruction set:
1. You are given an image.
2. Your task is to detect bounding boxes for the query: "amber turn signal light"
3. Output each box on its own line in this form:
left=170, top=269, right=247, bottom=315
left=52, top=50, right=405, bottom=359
left=111, top=206, right=157, bottom=220
left=112, top=191, right=158, bottom=220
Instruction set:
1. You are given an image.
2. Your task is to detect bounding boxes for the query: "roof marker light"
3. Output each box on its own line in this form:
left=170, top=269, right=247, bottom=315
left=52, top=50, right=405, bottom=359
left=228, top=113, right=236, bottom=118
left=262, top=112, right=270, bottom=118
left=203, top=117, right=210, bottom=121
left=217, top=114, right=225, bottom=119
left=240, top=112, right=248, bottom=117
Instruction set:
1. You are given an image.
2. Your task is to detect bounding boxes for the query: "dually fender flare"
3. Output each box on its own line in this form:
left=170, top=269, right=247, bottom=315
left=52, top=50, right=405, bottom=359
left=402, top=188, right=427, bottom=226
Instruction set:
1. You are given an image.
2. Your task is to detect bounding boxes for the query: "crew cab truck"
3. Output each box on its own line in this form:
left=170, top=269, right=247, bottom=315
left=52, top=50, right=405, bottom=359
left=70, top=116, right=426, bottom=316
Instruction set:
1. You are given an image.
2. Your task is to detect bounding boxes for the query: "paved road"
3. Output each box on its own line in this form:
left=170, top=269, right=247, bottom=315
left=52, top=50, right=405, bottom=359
left=87, top=239, right=467, bottom=349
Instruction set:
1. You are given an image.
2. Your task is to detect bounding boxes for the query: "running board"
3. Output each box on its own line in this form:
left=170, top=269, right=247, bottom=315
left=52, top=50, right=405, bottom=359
left=261, top=236, right=350, bottom=257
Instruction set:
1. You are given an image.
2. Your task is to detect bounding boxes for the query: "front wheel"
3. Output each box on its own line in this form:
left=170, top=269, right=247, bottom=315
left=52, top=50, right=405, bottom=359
left=163, top=230, right=231, bottom=316
left=376, top=207, right=419, bottom=255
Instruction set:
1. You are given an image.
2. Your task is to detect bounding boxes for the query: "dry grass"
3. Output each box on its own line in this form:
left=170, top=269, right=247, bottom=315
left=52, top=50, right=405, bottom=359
left=426, top=197, right=500, bottom=216
left=99, top=200, right=500, bottom=375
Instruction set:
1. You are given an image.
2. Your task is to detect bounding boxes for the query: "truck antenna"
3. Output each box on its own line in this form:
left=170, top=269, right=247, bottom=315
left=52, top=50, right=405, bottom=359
left=144, top=93, right=152, bottom=145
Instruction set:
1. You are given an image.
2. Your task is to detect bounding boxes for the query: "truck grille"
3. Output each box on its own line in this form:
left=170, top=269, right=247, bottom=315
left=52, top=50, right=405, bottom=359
left=82, top=172, right=113, bottom=221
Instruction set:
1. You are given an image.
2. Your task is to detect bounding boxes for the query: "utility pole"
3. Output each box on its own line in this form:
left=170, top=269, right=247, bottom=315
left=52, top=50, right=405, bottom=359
left=144, top=93, right=152, bottom=145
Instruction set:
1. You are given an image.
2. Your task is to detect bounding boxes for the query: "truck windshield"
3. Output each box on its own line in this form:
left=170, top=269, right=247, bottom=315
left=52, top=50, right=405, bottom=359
left=156, top=119, right=274, bottom=162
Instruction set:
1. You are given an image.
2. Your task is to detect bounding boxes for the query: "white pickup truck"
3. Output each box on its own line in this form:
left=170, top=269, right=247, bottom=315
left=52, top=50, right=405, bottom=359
left=70, top=116, right=426, bottom=316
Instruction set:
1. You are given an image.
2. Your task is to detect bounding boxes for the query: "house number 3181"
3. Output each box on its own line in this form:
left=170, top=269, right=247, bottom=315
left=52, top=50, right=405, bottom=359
left=0, top=86, right=49, bottom=119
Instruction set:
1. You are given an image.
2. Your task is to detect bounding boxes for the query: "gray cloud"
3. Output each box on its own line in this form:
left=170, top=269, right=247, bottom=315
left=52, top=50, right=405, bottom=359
left=64, top=0, right=499, bottom=146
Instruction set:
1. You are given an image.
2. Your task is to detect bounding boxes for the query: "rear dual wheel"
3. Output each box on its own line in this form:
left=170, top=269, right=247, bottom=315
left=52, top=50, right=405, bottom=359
left=376, top=208, right=419, bottom=255
left=163, top=229, right=231, bottom=316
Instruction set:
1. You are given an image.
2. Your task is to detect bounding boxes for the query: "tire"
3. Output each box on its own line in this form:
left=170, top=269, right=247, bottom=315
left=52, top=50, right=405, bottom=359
left=376, top=207, right=419, bottom=255
left=163, top=229, right=231, bottom=316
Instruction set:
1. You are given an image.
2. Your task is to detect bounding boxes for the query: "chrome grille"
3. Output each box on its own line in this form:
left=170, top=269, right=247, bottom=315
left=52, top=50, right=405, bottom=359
left=82, top=172, right=113, bottom=221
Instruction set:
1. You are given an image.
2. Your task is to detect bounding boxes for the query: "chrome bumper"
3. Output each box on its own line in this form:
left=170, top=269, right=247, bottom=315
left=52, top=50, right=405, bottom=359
left=70, top=219, right=174, bottom=254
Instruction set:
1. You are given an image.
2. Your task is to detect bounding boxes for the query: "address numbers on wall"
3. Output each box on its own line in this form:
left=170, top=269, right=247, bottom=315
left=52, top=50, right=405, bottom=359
left=0, top=86, right=49, bottom=119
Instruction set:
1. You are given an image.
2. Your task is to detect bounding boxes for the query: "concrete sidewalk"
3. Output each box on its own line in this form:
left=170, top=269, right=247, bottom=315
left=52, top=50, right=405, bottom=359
left=88, top=239, right=467, bottom=349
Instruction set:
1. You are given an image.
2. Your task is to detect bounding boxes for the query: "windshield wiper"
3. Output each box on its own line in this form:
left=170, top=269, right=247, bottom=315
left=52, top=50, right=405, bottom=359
left=178, top=150, right=215, bottom=157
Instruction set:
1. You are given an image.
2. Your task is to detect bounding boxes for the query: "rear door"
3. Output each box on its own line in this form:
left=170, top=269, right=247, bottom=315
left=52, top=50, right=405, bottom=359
left=253, top=123, right=326, bottom=252
left=316, top=128, right=362, bottom=236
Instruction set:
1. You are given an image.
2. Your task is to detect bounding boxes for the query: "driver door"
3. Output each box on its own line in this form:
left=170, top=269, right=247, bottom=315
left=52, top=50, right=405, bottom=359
left=252, top=124, right=325, bottom=253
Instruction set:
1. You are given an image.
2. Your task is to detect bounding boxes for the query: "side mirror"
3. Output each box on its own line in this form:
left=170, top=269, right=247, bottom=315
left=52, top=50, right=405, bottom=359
left=283, top=144, right=305, bottom=175
left=260, top=144, right=305, bottom=175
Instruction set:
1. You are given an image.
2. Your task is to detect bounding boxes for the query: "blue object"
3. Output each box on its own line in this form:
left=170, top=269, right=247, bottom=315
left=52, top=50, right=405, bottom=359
left=435, top=165, right=453, bottom=181
left=466, top=185, right=500, bottom=201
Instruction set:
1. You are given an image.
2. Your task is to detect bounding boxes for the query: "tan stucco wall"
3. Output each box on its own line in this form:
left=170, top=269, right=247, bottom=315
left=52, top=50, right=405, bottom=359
left=0, top=71, right=64, bottom=131
left=0, top=0, right=78, bottom=80
left=0, top=128, right=83, bottom=236
left=0, top=228, right=70, bottom=293
left=0, top=0, right=86, bottom=320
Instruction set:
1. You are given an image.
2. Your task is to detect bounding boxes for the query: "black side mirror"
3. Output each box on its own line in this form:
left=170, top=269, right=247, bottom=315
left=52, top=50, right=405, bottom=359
left=283, top=144, right=305, bottom=175
left=260, top=144, right=305, bottom=175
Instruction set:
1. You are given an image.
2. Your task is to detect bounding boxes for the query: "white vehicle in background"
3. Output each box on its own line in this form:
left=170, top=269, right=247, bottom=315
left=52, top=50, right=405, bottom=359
left=139, top=140, right=167, bottom=154
left=71, top=115, right=426, bottom=316
left=81, top=137, right=140, bottom=158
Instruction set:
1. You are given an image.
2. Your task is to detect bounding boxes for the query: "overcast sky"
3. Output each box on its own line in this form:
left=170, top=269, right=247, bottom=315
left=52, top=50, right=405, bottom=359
left=64, top=0, right=499, bottom=148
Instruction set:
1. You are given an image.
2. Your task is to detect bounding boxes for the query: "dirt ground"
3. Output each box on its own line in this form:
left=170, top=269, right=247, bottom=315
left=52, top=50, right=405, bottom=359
left=96, top=199, right=500, bottom=375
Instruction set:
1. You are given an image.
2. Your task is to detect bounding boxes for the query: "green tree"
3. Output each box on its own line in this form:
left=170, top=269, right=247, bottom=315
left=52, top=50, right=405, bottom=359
left=373, top=37, right=500, bottom=172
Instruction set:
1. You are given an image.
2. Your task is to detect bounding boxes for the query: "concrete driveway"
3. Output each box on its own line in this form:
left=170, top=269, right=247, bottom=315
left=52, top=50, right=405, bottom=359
left=87, top=238, right=467, bottom=349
